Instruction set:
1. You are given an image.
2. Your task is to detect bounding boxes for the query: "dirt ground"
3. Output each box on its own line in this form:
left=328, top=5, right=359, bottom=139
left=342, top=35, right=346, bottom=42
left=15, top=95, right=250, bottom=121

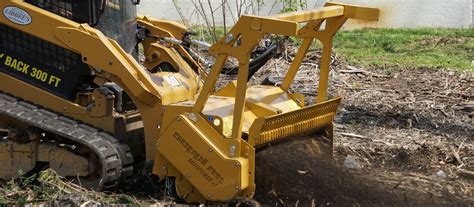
left=244, top=50, right=473, bottom=206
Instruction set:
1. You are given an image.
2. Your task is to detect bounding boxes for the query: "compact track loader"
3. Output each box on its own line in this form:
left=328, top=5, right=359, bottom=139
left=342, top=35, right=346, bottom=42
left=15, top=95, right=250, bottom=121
left=0, top=0, right=378, bottom=203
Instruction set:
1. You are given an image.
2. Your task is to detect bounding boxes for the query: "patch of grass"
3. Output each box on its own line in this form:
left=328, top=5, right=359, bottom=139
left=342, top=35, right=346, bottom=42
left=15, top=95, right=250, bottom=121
left=333, top=28, right=474, bottom=71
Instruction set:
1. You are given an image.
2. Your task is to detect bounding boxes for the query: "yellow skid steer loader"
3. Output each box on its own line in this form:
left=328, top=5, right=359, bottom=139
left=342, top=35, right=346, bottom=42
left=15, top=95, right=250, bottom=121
left=0, top=0, right=378, bottom=203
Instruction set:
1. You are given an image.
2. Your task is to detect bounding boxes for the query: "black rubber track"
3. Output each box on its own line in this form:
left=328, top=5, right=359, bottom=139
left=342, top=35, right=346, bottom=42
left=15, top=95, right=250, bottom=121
left=0, top=93, right=133, bottom=190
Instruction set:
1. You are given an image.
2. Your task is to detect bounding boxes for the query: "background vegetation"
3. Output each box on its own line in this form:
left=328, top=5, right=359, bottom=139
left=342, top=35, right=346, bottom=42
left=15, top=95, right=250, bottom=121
left=182, top=1, right=473, bottom=71
left=334, top=28, right=474, bottom=71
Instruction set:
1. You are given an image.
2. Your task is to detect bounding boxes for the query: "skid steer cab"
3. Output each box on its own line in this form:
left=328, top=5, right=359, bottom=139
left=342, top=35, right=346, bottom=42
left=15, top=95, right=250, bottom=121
left=153, top=3, right=379, bottom=203
left=25, top=0, right=140, bottom=54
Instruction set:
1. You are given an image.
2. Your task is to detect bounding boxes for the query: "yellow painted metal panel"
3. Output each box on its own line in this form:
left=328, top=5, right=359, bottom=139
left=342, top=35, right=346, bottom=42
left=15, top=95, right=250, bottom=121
left=272, top=5, right=344, bottom=22
left=157, top=115, right=252, bottom=201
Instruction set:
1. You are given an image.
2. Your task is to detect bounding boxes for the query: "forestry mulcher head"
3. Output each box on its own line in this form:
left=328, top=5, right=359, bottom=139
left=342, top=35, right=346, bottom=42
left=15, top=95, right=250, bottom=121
left=153, top=2, right=379, bottom=203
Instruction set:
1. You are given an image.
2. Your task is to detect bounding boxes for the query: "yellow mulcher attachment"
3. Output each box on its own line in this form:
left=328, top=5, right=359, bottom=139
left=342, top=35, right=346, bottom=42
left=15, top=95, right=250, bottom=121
left=153, top=3, right=379, bottom=203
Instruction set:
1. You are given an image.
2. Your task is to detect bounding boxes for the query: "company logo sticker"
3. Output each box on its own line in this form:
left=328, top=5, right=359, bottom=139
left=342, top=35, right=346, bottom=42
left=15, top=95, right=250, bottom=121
left=3, top=6, right=32, bottom=25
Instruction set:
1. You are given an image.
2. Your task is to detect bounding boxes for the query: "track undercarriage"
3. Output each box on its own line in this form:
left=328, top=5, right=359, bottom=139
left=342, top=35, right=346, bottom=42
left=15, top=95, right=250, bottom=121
left=0, top=93, right=133, bottom=190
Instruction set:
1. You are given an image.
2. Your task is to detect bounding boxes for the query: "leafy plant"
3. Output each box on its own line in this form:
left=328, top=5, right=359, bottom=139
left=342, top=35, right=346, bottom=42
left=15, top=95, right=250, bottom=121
left=279, top=0, right=306, bottom=13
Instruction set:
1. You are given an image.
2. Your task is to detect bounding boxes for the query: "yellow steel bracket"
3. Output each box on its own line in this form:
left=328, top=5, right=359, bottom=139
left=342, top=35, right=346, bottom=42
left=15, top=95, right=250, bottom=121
left=192, top=16, right=297, bottom=141
left=192, top=3, right=378, bottom=141
left=281, top=2, right=379, bottom=102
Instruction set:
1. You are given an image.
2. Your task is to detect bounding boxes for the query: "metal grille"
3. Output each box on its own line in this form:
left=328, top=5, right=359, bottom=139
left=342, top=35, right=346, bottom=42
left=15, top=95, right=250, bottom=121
left=254, top=97, right=341, bottom=147
left=25, top=0, right=74, bottom=20
left=0, top=23, right=81, bottom=72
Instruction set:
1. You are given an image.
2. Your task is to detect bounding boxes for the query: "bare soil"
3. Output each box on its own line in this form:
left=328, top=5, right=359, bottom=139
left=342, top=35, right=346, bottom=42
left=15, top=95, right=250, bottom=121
left=246, top=50, right=473, bottom=206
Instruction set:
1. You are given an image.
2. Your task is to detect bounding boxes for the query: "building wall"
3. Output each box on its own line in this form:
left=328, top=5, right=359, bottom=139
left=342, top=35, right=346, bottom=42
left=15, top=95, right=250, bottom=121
left=138, top=0, right=473, bottom=29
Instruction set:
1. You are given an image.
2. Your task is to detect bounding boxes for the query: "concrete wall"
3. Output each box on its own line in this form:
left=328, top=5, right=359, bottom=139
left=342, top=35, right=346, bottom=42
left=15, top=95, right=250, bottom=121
left=335, top=0, right=473, bottom=29
left=138, top=0, right=473, bottom=28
